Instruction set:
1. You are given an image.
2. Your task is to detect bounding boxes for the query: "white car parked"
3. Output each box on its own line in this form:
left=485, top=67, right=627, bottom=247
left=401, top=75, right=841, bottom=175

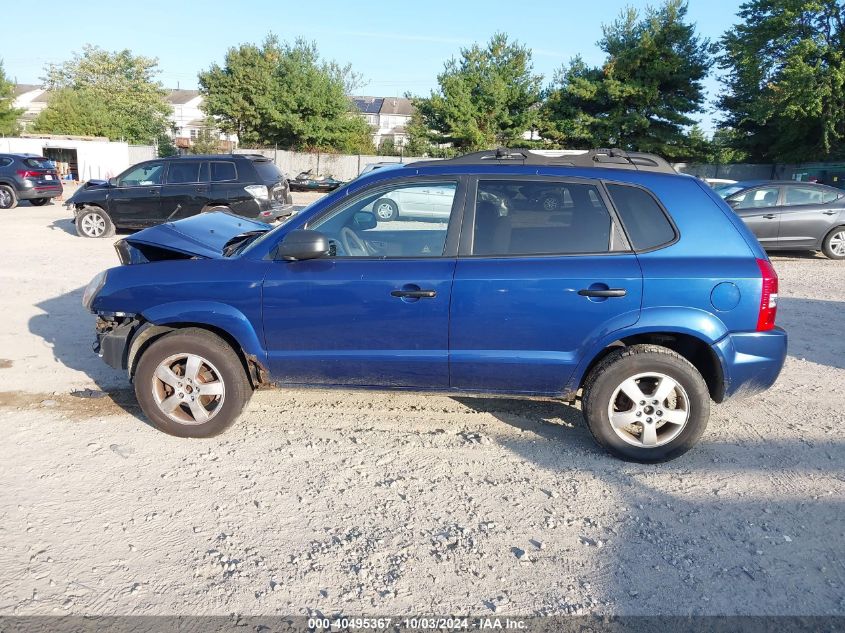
left=371, top=185, right=455, bottom=221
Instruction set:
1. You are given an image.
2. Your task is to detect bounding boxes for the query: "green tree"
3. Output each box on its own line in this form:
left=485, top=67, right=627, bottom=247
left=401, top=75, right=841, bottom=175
left=540, top=0, right=713, bottom=160
left=199, top=35, right=373, bottom=152
left=31, top=88, right=112, bottom=138
left=33, top=45, right=171, bottom=144
left=410, top=33, right=543, bottom=151
left=188, top=117, right=223, bottom=154
left=0, top=60, right=22, bottom=135
left=717, top=0, right=845, bottom=162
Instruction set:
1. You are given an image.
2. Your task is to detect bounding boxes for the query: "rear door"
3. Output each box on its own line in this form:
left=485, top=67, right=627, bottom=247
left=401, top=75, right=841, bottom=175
left=449, top=177, right=643, bottom=395
left=160, top=160, right=209, bottom=219
left=729, top=186, right=781, bottom=247
left=776, top=184, right=844, bottom=249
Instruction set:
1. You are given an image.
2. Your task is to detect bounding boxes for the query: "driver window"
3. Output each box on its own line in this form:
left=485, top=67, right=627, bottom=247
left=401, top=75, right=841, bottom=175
left=118, top=162, right=165, bottom=187
left=309, top=181, right=457, bottom=258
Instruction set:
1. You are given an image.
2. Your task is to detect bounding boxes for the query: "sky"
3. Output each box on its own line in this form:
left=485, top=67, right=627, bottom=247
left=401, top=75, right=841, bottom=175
left=2, top=0, right=745, bottom=133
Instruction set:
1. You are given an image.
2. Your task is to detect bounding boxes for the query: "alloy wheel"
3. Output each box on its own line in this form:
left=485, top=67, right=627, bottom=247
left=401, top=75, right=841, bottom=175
left=376, top=203, right=395, bottom=219
left=606, top=372, right=690, bottom=448
left=0, top=189, right=11, bottom=209
left=81, top=213, right=107, bottom=237
left=151, top=353, right=226, bottom=425
left=829, top=231, right=845, bottom=257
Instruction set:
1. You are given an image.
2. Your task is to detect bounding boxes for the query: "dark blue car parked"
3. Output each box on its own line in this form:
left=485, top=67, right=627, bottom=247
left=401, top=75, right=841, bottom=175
left=83, top=149, right=787, bottom=462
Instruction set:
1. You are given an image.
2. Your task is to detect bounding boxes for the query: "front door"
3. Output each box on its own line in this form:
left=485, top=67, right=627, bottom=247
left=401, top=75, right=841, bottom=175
left=449, top=178, right=643, bottom=395
left=160, top=160, right=209, bottom=219
left=729, top=186, right=781, bottom=247
left=108, top=161, right=165, bottom=226
left=262, top=178, right=465, bottom=388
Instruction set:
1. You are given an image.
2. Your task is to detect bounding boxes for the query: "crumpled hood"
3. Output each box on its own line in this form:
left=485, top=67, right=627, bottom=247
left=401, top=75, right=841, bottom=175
left=121, top=211, right=270, bottom=260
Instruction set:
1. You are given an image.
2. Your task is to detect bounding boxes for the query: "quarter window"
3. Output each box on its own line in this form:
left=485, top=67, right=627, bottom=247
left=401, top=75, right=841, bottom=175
left=471, top=180, right=612, bottom=256
left=606, top=184, right=675, bottom=251
left=210, top=161, right=237, bottom=182
left=308, top=181, right=457, bottom=258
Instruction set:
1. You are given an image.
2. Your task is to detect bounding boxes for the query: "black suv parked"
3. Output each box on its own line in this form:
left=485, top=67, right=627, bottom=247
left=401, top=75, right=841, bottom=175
left=66, top=154, right=294, bottom=238
left=0, top=154, right=63, bottom=209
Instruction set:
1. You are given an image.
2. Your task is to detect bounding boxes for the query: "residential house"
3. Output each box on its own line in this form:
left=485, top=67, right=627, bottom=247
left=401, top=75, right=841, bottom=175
left=351, top=96, right=414, bottom=149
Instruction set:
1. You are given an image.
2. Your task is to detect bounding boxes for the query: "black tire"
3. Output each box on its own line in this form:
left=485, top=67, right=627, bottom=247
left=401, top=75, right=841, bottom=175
left=0, top=184, right=18, bottom=210
left=821, top=226, right=845, bottom=260
left=134, top=328, right=253, bottom=438
left=581, top=344, right=710, bottom=462
left=75, top=206, right=115, bottom=238
left=29, top=197, right=51, bottom=206
left=373, top=198, right=398, bottom=221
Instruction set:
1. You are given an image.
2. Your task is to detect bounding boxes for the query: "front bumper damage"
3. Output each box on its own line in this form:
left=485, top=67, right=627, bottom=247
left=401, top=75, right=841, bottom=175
left=93, top=314, right=138, bottom=370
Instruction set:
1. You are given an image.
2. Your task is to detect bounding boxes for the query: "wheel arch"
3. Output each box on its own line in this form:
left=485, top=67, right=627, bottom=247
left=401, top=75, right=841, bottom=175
left=570, top=321, right=728, bottom=403
left=132, top=302, right=270, bottom=388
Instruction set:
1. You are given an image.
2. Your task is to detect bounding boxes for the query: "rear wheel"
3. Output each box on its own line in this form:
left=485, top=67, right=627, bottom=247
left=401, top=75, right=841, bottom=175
left=75, top=206, right=115, bottom=238
left=134, top=328, right=252, bottom=438
left=582, top=344, right=710, bottom=462
left=0, top=185, right=17, bottom=210
left=29, top=197, right=50, bottom=206
left=373, top=198, right=398, bottom=221
left=822, top=227, right=845, bottom=259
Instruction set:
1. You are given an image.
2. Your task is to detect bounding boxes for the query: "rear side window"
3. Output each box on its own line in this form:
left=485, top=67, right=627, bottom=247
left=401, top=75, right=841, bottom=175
left=166, top=161, right=203, bottom=184
left=606, top=184, right=675, bottom=251
left=210, top=161, right=237, bottom=182
left=0, top=158, right=12, bottom=167
left=472, top=180, right=612, bottom=256
left=23, top=157, right=53, bottom=169
left=784, top=185, right=840, bottom=206
left=252, top=160, right=282, bottom=182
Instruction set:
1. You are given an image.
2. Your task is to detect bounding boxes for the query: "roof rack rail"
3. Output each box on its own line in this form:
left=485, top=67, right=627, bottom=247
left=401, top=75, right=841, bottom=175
left=412, top=147, right=676, bottom=174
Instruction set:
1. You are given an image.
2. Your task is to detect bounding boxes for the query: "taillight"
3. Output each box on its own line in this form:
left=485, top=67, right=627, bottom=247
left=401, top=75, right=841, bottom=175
left=17, top=170, right=41, bottom=178
left=756, top=258, right=778, bottom=331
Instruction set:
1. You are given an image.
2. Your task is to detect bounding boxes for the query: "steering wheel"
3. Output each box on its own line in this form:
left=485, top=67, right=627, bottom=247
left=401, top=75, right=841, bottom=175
left=340, top=227, right=369, bottom=256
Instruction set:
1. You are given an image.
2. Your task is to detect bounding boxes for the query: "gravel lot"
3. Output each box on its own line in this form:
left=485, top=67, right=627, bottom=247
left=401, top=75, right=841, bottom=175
left=0, top=197, right=843, bottom=617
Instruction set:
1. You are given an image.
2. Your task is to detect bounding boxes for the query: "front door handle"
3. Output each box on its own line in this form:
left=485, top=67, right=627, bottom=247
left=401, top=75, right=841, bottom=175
left=578, top=288, right=627, bottom=298
left=763, top=214, right=777, bottom=219
left=391, top=289, right=436, bottom=299
left=823, top=210, right=836, bottom=215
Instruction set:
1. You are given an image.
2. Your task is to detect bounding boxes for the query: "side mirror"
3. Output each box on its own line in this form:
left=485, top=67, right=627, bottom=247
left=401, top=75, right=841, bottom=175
left=109, top=177, right=118, bottom=187
left=353, top=210, right=377, bottom=231
left=276, top=229, right=329, bottom=261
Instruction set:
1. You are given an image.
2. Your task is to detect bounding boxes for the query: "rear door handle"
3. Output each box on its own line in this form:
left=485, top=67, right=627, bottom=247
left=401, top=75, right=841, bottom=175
left=823, top=210, right=836, bottom=215
left=391, top=289, right=436, bottom=299
left=763, top=214, right=777, bottom=219
left=578, top=288, right=627, bottom=298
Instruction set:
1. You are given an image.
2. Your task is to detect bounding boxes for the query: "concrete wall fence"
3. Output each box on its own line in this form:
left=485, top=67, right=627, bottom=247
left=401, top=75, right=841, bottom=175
left=238, top=148, right=843, bottom=185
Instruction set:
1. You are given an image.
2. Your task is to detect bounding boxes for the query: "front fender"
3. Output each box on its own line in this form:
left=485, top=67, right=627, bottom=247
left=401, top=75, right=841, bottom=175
left=141, top=301, right=266, bottom=362
left=564, top=306, right=729, bottom=395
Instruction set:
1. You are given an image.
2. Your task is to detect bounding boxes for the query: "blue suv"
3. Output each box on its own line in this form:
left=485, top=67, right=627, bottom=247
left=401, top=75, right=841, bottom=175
left=83, top=149, right=787, bottom=462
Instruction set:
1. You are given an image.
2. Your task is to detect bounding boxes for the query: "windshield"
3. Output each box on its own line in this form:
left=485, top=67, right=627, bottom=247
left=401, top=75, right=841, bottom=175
left=714, top=184, right=746, bottom=198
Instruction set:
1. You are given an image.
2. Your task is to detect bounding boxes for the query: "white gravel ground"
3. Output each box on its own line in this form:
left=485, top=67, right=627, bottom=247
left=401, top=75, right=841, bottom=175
left=0, top=198, right=843, bottom=616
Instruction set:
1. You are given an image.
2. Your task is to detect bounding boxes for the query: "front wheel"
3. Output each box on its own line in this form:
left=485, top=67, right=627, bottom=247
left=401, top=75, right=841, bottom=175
left=0, top=185, right=17, bottom=210
left=134, top=328, right=253, bottom=438
left=822, top=227, right=845, bottom=259
left=75, top=207, right=115, bottom=238
left=581, top=344, right=710, bottom=462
